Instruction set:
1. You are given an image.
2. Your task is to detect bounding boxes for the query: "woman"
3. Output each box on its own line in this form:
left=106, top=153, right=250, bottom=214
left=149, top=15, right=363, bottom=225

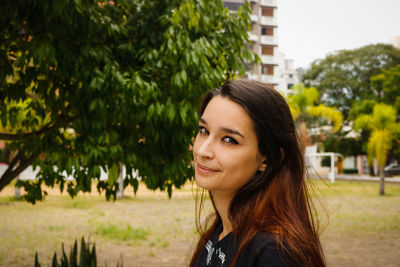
left=189, top=80, right=325, bottom=267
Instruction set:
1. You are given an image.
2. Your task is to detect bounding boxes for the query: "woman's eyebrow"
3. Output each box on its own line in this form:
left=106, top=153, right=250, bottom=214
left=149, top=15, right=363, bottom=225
left=221, top=127, right=244, bottom=138
left=199, top=118, right=244, bottom=138
left=199, top=118, right=207, bottom=125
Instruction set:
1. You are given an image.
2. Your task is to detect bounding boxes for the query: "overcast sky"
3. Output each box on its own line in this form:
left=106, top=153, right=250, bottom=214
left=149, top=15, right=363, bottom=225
left=277, top=0, right=400, bottom=69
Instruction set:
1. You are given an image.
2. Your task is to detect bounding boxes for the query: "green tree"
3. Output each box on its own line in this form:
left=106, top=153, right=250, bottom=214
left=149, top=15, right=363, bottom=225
left=370, top=64, right=400, bottom=113
left=302, top=44, right=400, bottom=117
left=287, top=84, right=343, bottom=152
left=321, top=132, right=362, bottom=157
left=354, top=104, right=400, bottom=195
left=348, top=65, right=400, bottom=173
left=0, top=0, right=256, bottom=202
left=375, top=64, right=400, bottom=160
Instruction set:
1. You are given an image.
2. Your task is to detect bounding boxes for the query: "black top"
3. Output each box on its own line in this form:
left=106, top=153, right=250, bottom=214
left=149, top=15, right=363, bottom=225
left=193, top=224, right=292, bottom=267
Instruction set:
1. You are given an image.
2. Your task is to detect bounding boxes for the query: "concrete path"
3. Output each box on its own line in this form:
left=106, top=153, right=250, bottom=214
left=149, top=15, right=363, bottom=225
left=310, top=173, right=400, bottom=183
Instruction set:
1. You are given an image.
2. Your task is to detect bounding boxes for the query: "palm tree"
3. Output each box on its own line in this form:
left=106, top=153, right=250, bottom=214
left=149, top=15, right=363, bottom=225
left=287, top=83, right=343, bottom=153
left=354, top=103, right=400, bottom=195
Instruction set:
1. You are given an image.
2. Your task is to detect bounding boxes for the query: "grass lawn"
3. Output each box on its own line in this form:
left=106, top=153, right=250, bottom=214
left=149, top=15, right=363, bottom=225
left=0, top=179, right=399, bottom=267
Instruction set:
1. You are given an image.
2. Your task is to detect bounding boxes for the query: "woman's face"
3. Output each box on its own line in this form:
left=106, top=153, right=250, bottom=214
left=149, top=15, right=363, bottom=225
left=193, top=95, right=266, bottom=197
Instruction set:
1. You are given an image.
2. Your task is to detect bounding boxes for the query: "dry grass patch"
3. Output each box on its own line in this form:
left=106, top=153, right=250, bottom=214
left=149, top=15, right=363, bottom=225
left=0, top=180, right=399, bottom=266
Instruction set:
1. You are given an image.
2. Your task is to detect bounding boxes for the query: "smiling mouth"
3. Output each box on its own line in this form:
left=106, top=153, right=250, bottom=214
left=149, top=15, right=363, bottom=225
left=196, top=163, right=219, bottom=175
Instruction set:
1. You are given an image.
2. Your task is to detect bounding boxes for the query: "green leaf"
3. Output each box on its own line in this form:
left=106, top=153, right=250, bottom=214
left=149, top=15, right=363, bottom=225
left=130, top=178, right=139, bottom=195
left=52, top=252, right=57, bottom=267
left=108, top=163, right=119, bottom=186
left=168, top=105, right=176, bottom=122
left=9, top=114, right=16, bottom=127
left=179, top=106, right=187, bottom=123
left=0, top=114, right=6, bottom=128
left=146, top=104, right=154, bottom=121
left=167, top=184, right=172, bottom=199
left=34, top=252, right=41, bottom=267
left=181, top=70, right=187, bottom=84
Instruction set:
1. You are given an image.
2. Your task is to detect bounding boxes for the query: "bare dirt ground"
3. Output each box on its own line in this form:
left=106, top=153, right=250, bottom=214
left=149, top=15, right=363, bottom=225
left=0, top=180, right=399, bottom=266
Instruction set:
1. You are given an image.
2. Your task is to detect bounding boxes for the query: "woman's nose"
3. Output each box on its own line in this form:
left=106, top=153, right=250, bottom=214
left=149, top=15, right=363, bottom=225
left=196, top=138, right=215, bottom=160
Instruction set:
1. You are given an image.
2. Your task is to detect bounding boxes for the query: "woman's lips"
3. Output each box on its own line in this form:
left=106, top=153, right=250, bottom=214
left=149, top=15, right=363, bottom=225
left=196, top=163, right=219, bottom=175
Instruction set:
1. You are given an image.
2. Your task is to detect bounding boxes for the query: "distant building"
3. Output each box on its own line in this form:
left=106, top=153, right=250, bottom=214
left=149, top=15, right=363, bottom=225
left=389, top=36, right=400, bottom=49
left=223, top=0, right=280, bottom=89
left=277, top=52, right=300, bottom=95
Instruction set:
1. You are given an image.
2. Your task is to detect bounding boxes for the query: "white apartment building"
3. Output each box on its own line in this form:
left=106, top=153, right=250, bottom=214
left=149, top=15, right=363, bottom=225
left=223, top=0, right=280, bottom=90
left=277, top=53, right=300, bottom=95
left=389, top=36, right=400, bottom=49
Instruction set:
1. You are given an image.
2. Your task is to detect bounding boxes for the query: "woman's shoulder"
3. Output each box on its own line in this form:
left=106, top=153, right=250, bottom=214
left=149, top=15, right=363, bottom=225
left=250, top=231, right=278, bottom=246
left=237, top=232, right=292, bottom=267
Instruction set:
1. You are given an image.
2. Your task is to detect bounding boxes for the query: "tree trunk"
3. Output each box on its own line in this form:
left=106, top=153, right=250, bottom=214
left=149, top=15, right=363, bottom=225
left=117, top=163, right=124, bottom=199
left=15, top=175, right=21, bottom=200
left=369, top=164, right=375, bottom=176
left=379, top=166, right=385, bottom=196
left=0, top=151, right=37, bottom=191
left=299, top=121, right=308, bottom=155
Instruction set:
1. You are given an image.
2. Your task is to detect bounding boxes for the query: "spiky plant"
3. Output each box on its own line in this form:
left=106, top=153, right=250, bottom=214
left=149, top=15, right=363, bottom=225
left=34, top=236, right=122, bottom=267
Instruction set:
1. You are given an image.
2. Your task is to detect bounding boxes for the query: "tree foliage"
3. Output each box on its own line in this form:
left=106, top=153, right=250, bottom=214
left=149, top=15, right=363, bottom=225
left=288, top=84, right=343, bottom=130
left=321, top=132, right=362, bottom=157
left=0, top=0, right=256, bottom=202
left=302, top=44, right=400, bottom=117
left=370, top=64, right=400, bottom=113
left=287, top=83, right=343, bottom=151
left=353, top=104, right=400, bottom=195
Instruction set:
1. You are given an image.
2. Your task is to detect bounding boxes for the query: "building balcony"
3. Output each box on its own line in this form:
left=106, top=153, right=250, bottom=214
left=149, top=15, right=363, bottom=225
left=250, top=14, right=258, bottom=22
left=260, top=35, right=278, bottom=46
left=246, top=73, right=280, bottom=85
left=260, top=0, right=277, bottom=7
left=260, top=74, right=280, bottom=84
left=260, top=16, right=278, bottom=26
left=247, top=73, right=260, bottom=81
left=260, top=55, right=279, bottom=65
left=248, top=33, right=258, bottom=42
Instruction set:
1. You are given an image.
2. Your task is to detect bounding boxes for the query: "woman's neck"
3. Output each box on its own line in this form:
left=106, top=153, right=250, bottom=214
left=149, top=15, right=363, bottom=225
left=212, top=191, right=234, bottom=241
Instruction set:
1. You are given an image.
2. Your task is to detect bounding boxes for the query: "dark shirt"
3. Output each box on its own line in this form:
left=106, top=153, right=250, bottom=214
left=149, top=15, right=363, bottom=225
left=194, top=224, right=291, bottom=267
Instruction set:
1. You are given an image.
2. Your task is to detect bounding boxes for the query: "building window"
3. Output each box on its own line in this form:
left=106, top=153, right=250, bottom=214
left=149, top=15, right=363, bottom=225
left=262, top=6, right=274, bottom=16
left=261, top=26, right=274, bottom=36
left=223, top=2, right=243, bottom=10
left=287, top=83, right=294, bottom=90
left=289, top=74, right=293, bottom=78
left=262, top=64, right=274, bottom=75
left=261, top=45, right=274, bottom=55
left=251, top=2, right=257, bottom=14
left=245, top=63, right=254, bottom=72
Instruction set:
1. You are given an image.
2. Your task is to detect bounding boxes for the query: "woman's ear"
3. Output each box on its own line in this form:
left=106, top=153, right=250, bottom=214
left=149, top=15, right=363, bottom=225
left=258, top=154, right=267, bottom=172
left=258, top=161, right=267, bottom=172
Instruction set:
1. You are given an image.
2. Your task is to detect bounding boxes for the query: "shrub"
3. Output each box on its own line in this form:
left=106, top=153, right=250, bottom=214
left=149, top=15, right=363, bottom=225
left=343, top=168, right=359, bottom=174
left=34, top=236, right=123, bottom=267
left=321, top=156, right=331, bottom=167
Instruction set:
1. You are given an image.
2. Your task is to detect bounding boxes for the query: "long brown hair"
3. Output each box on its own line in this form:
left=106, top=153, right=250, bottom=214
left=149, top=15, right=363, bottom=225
left=189, top=80, right=325, bottom=267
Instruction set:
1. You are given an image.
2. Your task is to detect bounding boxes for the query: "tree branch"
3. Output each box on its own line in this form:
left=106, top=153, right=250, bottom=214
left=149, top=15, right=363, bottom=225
left=0, top=115, right=77, bottom=141
left=0, top=151, right=38, bottom=191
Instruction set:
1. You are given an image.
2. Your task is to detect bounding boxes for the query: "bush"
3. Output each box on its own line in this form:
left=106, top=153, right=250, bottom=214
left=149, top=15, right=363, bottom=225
left=321, top=157, right=331, bottom=167
left=34, top=236, right=123, bottom=267
left=343, top=168, right=358, bottom=174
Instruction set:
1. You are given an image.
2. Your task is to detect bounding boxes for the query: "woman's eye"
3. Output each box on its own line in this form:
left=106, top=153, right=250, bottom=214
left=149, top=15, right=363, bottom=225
left=222, top=136, right=238, bottom=144
left=199, top=126, right=208, bottom=135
